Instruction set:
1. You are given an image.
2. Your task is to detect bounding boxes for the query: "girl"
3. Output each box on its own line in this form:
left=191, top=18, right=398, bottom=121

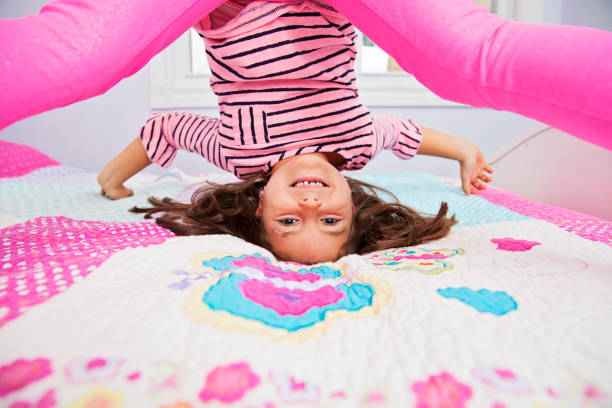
left=98, top=0, right=492, bottom=264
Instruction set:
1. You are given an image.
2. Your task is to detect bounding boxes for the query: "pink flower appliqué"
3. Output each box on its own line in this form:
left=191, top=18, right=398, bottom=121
left=491, top=238, right=541, bottom=252
left=199, top=362, right=260, bottom=404
left=65, top=357, right=124, bottom=384
left=269, top=371, right=320, bottom=404
left=8, top=389, right=55, bottom=408
left=472, top=366, right=532, bottom=395
left=0, top=358, right=52, bottom=397
left=412, top=372, right=473, bottom=408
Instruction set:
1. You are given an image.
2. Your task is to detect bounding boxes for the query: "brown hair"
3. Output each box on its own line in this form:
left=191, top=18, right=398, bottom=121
left=130, top=175, right=456, bottom=261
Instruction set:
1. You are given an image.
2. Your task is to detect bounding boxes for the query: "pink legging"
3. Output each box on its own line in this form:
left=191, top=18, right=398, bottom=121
left=1, top=0, right=611, bottom=149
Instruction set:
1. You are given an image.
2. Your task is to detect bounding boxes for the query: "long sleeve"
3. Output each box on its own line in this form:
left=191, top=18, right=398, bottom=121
left=371, top=114, right=422, bottom=160
left=140, top=112, right=220, bottom=168
left=328, top=0, right=612, bottom=150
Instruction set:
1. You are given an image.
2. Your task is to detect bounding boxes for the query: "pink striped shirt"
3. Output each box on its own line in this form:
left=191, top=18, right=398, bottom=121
left=140, top=1, right=422, bottom=178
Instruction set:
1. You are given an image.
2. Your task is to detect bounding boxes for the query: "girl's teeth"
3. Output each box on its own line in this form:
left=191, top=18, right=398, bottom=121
left=295, top=181, right=324, bottom=187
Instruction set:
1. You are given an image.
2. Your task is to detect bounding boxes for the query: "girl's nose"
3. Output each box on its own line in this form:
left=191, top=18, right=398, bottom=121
left=299, top=193, right=321, bottom=207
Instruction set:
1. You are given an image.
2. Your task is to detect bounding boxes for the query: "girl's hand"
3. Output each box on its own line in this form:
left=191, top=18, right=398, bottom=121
left=459, top=145, right=493, bottom=195
left=99, top=183, right=134, bottom=200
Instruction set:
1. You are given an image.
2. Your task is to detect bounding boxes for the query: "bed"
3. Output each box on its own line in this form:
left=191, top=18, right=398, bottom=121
left=1, top=139, right=611, bottom=407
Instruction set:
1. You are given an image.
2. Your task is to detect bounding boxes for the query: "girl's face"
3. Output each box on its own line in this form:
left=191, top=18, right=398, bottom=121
left=256, top=153, right=354, bottom=264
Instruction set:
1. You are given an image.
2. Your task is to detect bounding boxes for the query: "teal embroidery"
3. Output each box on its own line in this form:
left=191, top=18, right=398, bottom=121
left=437, top=287, right=517, bottom=315
left=203, top=273, right=374, bottom=331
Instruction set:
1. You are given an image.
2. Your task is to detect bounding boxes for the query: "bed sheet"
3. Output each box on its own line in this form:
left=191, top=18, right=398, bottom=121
left=1, top=140, right=611, bottom=408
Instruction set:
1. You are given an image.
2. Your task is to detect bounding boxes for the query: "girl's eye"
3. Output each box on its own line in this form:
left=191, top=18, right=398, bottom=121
left=279, top=219, right=297, bottom=225
left=322, top=218, right=340, bottom=224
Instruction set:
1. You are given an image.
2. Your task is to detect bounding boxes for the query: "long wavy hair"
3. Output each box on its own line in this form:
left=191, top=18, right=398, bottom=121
left=130, top=175, right=457, bottom=261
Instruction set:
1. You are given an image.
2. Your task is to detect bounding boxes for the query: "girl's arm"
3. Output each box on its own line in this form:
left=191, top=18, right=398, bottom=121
left=97, top=111, right=221, bottom=199
left=418, top=127, right=493, bottom=195
left=97, top=137, right=152, bottom=200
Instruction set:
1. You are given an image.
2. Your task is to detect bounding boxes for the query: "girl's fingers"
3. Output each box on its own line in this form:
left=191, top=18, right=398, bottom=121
left=472, top=180, right=487, bottom=190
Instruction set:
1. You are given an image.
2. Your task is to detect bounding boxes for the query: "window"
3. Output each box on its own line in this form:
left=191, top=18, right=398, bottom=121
left=149, top=1, right=547, bottom=109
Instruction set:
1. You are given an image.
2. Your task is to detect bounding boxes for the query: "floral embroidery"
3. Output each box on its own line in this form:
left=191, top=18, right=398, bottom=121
left=364, top=391, right=387, bottom=405
left=583, top=383, right=609, bottom=403
left=199, top=362, right=260, bottom=403
left=7, top=388, right=55, bottom=408
left=367, top=248, right=464, bottom=274
left=0, top=358, right=52, bottom=397
left=183, top=252, right=391, bottom=341
left=65, top=357, right=124, bottom=384
left=269, top=371, right=320, bottom=404
left=159, top=402, right=194, bottom=408
left=68, top=387, right=123, bottom=408
left=167, top=269, right=213, bottom=291
left=472, top=366, right=532, bottom=395
left=412, top=372, right=472, bottom=408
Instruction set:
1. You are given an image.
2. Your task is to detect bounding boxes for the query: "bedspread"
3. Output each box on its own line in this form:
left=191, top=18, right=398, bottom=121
left=1, top=140, right=611, bottom=407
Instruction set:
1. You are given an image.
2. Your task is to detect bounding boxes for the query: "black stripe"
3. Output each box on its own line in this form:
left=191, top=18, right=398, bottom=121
left=210, top=69, right=227, bottom=81
left=221, top=125, right=370, bottom=154
left=262, top=112, right=269, bottom=143
left=239, top=169, right=268, bottom=178
left=222, top=34, right=344, bottom=60
left=192, top=120, right=211, bottom=153
left=180, top=116, right=198, bottom=149
left=219, top=88, right=343, bottom=106
left=234, top=163, right=270, bottom=169
left=206, top=128, right=214, bottom=162
left=148, top=121, right=158, bottom=159
left=329, top=69, right=353, bottom=81
left=142, top=125, right=150, bottom=153
left=153, top=116, right=165, bottom=158
left=400, top=132, right=420, bottom=145
left=333, top=143, right=371, bottom=152
left=215, top=87, right=315, bottom=96
left=220, top=111, right=232, bottom=118
left=158, top=143, right=173, bottom=163
left=160, top=148, right=174, bottom=167
left=406, top=119, right=423, bottom=135
left=398, top=141, right=418, bottom=150
left=267, top=104, right=361, bottom=128
left=171, top=115, right=187, bottom=145
left=238, top=108, right=245, bottom=145
left=267, top=95, right=356, bottom=116
left=300, top=57, right=355, bottom=80
left=269, top=111, right=370, bottom=139
left=249, top=107, right=256, bottom=144
left=221, top=123, right=233, bottom=129
left=217, top=136, right=222, bottom=168
left=244, top=48, right=319, bottom=69
left=223, top=150, right=284, bottom=160
left=280, top=12, right=322, bottom=17
left=218, top=132, right=234, bottom=141
left=210, top=23, right=337, bottom=49
left=206, top=47, right=351, bottom=80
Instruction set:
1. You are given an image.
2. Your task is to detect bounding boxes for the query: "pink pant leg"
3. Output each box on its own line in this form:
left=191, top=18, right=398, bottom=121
left=329, top=0, right=612, bottom=150
left=0, top=0, right=226, bottom=129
